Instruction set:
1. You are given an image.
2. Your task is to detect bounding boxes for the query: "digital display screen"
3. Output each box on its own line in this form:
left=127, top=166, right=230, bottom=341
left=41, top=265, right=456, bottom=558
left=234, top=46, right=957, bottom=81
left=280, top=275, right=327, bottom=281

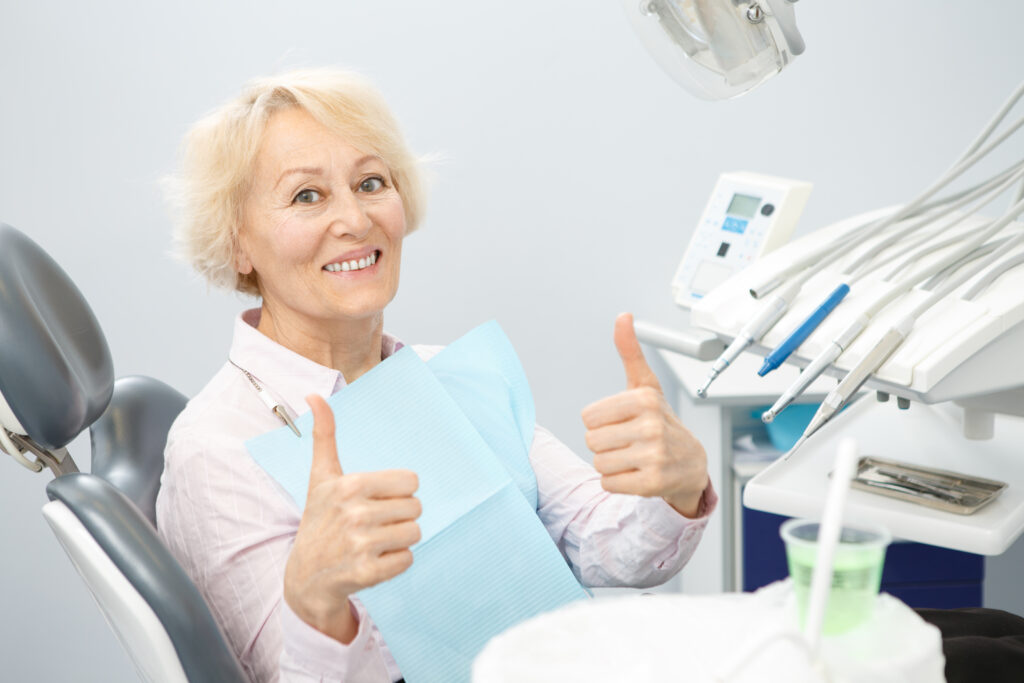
left=726, top=193, right=761, bottom=219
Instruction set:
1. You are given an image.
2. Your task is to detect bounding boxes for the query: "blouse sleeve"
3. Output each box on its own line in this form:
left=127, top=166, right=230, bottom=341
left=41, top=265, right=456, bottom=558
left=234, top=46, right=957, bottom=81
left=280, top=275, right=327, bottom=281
left=529, top=424, right=718, bottom=589
left=156, top=427, right=393, bottom=682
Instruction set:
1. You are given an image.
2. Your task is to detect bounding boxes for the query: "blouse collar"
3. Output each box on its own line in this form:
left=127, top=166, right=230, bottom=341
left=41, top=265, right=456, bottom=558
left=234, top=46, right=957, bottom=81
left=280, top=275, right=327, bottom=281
left=228, top=307, right=403, bottom=416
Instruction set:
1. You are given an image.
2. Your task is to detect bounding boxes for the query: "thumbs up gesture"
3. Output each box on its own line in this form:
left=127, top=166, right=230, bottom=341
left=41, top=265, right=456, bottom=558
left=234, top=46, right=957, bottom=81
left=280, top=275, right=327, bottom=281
left=283, top=394, right=422, bottom=643
left=581, top=314, right=709, bottom=519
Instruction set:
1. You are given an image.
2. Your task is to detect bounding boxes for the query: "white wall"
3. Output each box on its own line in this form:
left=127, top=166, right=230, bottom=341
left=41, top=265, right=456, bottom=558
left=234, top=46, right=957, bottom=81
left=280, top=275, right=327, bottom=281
left=1, top=2, right=1021, bottom=679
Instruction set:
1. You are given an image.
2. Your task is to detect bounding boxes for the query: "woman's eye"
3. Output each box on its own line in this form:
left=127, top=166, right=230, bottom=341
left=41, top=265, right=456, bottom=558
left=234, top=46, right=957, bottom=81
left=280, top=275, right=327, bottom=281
left=293, top=189, right=322, bottom=204
left=359, top=177, right=384, bottom=193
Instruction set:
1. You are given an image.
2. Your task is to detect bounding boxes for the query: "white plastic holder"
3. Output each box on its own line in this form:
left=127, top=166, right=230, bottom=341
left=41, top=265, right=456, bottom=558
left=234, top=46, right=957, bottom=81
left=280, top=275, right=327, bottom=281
left=745, top=396, right=1024, bottom=555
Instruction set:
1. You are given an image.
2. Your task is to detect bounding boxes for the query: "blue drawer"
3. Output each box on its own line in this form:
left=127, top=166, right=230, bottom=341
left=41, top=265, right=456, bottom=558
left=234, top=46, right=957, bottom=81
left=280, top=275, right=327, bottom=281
left=883, top=583, right=983, bottom=609
left=741, top=506, right=984, bottom=608
left=883, top=540, right=984, bottom=584
left=741, top=507, right=789, bottom=592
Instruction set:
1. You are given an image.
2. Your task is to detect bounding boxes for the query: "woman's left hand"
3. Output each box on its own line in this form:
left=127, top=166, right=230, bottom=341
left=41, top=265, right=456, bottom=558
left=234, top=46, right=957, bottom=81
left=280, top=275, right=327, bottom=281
left=581, top=313, right=709, bottom=518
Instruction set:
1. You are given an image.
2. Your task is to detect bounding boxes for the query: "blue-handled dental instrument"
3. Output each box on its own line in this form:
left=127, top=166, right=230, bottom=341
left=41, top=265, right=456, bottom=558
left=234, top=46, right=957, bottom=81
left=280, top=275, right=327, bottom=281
left=757, top=283, right=850, bottom=377
left=696, top=277, right=806, bottom=398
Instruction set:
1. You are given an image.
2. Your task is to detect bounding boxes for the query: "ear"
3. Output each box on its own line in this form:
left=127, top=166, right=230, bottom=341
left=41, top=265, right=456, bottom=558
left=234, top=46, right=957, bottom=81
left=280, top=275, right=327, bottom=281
left=234, top=232, right=254, bottom=275
left=236, top=252, right=253, bottom=275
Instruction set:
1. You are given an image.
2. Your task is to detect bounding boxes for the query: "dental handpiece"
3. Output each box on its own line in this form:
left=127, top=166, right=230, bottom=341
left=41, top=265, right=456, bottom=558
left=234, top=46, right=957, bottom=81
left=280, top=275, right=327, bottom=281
left=763, top=267, right=936, bottom=424
left=695, top=335, right=751, bottom=399
left=696, top=278, right=804, bottom=398
left=786, top=222, right=1024, bottom=434
left=799, top=316, right=913, bottom=442
left=761, top=313, right=869, bottom=423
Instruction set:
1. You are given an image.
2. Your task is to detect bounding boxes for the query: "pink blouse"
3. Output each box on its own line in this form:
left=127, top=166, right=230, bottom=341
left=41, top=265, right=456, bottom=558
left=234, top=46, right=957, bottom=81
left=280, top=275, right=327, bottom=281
left=156, top=309, right=717, bottom=682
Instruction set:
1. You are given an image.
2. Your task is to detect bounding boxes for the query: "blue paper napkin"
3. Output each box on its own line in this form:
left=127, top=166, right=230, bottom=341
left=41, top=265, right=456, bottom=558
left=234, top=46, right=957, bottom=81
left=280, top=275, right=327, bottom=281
left=246, top=321, right=587, bottom=682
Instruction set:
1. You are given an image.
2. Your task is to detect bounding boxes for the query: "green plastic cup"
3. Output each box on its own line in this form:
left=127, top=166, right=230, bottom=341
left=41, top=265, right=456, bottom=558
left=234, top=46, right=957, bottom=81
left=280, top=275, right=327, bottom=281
left=780, top=518, right=891, bottom=635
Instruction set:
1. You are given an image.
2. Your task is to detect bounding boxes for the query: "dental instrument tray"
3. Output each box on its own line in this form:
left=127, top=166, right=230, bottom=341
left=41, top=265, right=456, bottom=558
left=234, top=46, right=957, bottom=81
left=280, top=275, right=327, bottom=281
left=851, top=457, right=1007, bottom=515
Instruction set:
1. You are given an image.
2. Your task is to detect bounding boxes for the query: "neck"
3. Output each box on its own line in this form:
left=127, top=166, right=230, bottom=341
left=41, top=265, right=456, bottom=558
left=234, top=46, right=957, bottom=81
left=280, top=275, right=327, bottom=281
left=256, top=303, right=384, bottom=384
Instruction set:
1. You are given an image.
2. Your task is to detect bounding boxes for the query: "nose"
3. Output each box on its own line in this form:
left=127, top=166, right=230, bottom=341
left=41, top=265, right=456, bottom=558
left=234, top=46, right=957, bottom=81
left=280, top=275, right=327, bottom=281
left=328, top=187, right=373, bottom=239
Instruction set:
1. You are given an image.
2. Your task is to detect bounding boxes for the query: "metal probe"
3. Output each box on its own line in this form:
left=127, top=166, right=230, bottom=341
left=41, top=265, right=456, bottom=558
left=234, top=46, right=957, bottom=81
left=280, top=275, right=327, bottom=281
left=696, top=278, right=804, bottom=397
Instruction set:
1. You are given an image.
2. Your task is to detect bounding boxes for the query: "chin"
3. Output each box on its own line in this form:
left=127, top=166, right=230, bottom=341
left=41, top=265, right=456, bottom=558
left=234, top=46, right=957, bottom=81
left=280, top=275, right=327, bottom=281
left=326, top=298, right=391, bottom=322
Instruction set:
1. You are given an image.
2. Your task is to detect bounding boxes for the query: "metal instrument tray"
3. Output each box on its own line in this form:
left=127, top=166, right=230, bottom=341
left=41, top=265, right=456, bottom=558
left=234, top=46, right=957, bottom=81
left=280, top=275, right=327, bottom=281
left=851, top=456, right=1007, bottom=515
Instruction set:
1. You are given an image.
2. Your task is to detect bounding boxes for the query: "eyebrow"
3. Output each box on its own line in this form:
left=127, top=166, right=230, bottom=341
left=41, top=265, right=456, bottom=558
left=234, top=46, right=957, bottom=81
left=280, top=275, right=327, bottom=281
left=273, top=155, right=386, bottom=190
left=274, top=167, right=324, bottom=190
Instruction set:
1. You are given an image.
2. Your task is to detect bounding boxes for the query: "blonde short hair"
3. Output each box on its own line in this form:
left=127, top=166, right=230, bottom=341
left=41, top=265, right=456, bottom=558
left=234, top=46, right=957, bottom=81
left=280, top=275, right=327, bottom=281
left=170, top=68, right=426, bottom=296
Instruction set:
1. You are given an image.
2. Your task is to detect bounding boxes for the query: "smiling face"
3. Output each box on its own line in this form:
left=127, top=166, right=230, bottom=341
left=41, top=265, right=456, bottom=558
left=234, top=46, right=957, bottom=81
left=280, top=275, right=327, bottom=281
left=237, top=107, right=407, bottom=334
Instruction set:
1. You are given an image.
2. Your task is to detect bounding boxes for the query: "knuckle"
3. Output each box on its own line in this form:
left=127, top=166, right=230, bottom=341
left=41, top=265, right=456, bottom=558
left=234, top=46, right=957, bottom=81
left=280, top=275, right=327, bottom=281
left=648, top=442, right=670, bottom=462
left=638, top=387, right=661, bottom=410
left=345, top=502, right=371, bottom=527
left=640, top=417, right=664, bottom=441
left=334, top=475, right=360, bottom=498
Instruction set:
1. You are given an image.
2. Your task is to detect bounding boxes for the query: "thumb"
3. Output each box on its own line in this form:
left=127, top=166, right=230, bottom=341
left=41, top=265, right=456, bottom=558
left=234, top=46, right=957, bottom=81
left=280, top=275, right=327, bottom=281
left=613, top=312, right=661, bottom=391
left=305, top=394, right=344, bottom=488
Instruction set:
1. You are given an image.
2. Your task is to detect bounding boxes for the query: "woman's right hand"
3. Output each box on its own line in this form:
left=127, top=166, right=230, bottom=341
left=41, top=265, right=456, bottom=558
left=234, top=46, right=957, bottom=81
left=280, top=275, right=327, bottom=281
left=283, top=394, right=422, bottom=643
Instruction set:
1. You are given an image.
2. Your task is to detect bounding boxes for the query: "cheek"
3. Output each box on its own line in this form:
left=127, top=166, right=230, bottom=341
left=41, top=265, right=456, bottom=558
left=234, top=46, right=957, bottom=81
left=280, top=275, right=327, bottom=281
left=258, top=216, right=323, bottom=266
left=380, top=195, right=408, bottom=240
left=385, top=210, right=406, bottom=270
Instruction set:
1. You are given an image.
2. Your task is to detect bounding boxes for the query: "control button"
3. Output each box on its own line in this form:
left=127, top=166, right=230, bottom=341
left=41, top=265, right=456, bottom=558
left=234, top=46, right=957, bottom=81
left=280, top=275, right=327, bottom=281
left=721, top=217, right=748, bottom=234
left=761, top=203, right=775, bottom=216
left=717, top=242, right=730, bottom=257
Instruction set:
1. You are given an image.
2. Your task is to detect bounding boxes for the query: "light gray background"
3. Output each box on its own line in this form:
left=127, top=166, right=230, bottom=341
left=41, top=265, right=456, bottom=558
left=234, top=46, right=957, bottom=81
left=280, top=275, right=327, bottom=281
left=1, top=1, right=1022, bottom=680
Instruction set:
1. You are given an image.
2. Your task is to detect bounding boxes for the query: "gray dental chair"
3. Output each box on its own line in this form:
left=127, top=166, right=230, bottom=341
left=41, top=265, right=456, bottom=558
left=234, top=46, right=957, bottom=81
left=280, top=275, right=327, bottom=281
left=0, top=223, right=247, bottom=683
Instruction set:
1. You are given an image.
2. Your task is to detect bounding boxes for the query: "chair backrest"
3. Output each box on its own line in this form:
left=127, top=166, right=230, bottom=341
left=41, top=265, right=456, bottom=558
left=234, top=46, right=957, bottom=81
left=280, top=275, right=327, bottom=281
left=0, top=223, right=246, bottom=682
left=0, top=223, right=113, bottom=455
left=90, top=375, right=188, bottom=526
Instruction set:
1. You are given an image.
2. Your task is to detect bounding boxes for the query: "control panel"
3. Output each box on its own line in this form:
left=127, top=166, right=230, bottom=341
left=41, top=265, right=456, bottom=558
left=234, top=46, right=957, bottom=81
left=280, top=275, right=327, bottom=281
left=672, top=172, right=812, bottom=308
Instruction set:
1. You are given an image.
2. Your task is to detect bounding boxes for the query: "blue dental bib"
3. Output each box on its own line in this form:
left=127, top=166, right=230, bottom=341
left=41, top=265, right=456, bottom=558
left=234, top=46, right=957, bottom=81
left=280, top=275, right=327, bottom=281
left=246, top=321, right=587, bottom=682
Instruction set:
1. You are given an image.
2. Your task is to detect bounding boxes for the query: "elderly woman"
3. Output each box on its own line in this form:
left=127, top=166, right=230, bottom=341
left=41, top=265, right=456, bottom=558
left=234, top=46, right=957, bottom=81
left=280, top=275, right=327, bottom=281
left=157, top=68, right=717, bottom=682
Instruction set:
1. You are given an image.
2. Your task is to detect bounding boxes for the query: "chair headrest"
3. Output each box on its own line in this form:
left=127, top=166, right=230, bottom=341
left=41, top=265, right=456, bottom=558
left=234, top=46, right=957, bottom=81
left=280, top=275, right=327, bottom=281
left=0, top=224, right=114, bottom=451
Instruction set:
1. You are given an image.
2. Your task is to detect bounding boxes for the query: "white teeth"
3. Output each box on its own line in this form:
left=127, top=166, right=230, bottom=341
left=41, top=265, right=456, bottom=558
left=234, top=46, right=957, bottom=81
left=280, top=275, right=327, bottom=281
left=325, top=252, right=378, bottom=273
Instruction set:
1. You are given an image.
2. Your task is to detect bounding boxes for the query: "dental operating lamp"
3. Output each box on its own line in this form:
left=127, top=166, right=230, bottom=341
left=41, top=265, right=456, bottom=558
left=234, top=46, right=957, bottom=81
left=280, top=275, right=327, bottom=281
left=621, top=0, right=804, bottom=101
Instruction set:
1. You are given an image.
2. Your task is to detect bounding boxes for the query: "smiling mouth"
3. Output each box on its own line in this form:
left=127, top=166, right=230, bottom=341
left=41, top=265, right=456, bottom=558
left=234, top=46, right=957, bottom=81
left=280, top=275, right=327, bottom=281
left=323, top=251, right=380, bottom=273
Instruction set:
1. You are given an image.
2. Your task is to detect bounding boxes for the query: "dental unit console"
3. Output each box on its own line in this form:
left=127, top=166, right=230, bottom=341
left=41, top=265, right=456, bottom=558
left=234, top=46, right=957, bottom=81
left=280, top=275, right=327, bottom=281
left=689, top=208, right=1024, bottom=412
left=651, top=78, right=1024, bottom=555
left=702, top=206, right=1024, bottom=555
left=672, top=171, right=811, bottom=308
